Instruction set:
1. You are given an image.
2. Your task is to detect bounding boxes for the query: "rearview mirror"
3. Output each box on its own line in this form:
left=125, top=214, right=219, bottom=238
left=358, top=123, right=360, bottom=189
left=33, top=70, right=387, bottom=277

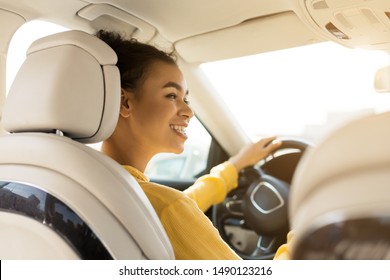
left=374, top=65, right=390, bottom=93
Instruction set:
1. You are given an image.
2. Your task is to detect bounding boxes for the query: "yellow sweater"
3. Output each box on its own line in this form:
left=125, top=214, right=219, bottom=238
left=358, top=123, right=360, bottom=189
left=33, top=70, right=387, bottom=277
left=123, top=161, right=241, bottom=260
left=273, top=231, right=293, bottom=260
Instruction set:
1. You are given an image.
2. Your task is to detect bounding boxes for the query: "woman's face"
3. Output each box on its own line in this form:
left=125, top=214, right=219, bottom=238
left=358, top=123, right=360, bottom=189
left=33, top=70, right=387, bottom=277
left=127, top=61, right=194, bottom=155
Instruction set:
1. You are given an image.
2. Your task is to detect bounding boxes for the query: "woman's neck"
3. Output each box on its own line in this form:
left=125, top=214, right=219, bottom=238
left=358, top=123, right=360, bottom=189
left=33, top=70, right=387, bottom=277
left=101, top=131, right=154, bottom=173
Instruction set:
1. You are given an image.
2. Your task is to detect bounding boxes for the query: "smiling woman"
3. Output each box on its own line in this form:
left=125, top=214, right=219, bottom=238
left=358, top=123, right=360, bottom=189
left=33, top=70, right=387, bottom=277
left=91, top=29, right=284, bottom=260
left=5, top=20, right=213, bottom=181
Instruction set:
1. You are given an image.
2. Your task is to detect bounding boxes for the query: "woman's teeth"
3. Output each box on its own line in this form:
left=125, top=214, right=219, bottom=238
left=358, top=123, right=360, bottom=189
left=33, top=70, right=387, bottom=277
left=170, top=124, right=187, bottom=135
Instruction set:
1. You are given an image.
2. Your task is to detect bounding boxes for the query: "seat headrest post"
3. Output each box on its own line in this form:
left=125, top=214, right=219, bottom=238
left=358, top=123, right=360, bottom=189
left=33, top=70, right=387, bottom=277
left=56, top=129, right=64, bottom=136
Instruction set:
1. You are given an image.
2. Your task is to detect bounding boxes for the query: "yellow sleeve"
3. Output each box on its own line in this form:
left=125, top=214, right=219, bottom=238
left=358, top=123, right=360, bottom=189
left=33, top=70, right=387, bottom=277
left=161, top=194, right=241, bottom=260
left=273, top=231, right=294, bottom=260
left=183, top=161, right=238, bottom=212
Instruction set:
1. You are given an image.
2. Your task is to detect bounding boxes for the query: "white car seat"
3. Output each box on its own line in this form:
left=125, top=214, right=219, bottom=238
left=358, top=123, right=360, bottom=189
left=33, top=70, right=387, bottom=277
left=0, top=30, right=174, bottom=260
left=289, top=111, right=390, bottom=259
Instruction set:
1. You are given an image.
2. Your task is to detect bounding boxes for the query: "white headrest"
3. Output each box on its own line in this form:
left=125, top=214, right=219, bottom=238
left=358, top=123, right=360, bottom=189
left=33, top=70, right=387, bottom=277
left=3, top=30, right=120, bottom=143
left=289, top=111, right=390, bottom=255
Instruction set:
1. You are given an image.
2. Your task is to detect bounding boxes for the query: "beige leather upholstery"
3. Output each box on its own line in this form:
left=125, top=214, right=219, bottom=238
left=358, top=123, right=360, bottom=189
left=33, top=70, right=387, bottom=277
left=3, top=30, right=120, bottom=143
left=289, top=111, right=390, bottom=259
left=0, top=30, right=174, bottom=259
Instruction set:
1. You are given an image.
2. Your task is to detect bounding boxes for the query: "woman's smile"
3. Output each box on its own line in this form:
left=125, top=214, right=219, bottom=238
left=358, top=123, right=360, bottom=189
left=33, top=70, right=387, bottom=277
left=170, top=124, right=188, bottom=139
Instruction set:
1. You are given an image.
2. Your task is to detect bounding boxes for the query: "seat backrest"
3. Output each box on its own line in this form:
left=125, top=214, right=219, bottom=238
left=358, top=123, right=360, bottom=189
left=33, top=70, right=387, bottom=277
left=289, top=111, right=390, bottom=259
left=0, top=30, right=174, bottom=259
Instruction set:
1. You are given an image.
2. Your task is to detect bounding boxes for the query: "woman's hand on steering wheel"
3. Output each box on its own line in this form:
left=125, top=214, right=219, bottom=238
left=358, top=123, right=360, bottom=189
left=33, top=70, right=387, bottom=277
left=228, top=136, right=283, bottom=172
left=213, top=138, right=311, bottom=260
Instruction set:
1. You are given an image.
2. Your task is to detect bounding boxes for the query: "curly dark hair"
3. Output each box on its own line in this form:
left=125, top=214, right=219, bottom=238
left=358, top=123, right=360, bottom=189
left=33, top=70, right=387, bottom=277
left=95, top=29, right=177, bottom=92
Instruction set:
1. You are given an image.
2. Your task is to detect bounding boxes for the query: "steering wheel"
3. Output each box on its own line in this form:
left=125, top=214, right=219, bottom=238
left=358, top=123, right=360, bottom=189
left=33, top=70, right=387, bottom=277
left=212, top=138, right=311, bottom=259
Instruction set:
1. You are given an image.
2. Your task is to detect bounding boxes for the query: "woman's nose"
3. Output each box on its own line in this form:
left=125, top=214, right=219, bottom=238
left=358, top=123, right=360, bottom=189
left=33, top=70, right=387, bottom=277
left=180, top=101, right=194, bottom=120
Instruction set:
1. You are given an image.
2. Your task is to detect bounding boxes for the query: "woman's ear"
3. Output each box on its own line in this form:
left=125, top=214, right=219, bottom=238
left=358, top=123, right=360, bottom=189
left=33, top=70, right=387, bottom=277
left=120, top=89, right=131, bottom=118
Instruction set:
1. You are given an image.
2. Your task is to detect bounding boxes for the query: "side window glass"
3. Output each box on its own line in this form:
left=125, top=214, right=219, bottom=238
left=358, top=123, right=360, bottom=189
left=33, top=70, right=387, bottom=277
left=145, top=116, right=211, bottom=180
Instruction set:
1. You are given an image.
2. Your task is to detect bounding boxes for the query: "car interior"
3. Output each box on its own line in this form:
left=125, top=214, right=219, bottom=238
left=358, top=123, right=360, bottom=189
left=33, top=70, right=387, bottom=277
left=0, top=29, right=174, bottom=260
left=0, top=0, right=389, bottom=260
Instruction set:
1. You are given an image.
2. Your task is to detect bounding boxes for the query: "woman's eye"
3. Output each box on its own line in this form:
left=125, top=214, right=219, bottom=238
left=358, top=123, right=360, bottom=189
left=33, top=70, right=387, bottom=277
left=166, top=93, right=189, bottom=104
left=166, top=93, right=177, bottom=100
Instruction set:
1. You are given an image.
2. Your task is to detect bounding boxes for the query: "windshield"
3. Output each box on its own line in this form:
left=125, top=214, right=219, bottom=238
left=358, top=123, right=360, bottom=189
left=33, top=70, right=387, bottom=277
left=201, top=42, right=390, bottom=144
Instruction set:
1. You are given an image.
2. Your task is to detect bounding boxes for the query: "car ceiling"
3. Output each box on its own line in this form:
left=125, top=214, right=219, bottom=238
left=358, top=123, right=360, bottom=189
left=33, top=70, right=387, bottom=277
left=1, top=0, right=389, bottom=64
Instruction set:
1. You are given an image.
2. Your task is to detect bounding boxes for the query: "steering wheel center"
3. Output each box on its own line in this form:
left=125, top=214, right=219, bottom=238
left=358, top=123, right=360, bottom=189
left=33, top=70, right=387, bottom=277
left=243, top=175, right=289, bottom=236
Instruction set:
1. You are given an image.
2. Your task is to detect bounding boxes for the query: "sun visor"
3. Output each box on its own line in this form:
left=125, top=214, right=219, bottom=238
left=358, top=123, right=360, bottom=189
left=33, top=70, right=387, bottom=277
left=175, top=12, right=321, bottom=64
